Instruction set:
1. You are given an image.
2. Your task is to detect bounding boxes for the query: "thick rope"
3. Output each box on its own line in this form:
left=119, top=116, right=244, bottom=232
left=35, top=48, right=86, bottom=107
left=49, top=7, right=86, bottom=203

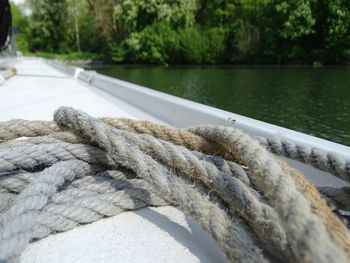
left=100, top=117, right=350, bottom=257
left=3, top=119, right=347, bottom=259
left=0, top=143, right=116, bottom=173
left=102, top=118, right=243, bottom=163
left=72, top=118, right=288, bottom=253
left=0, top=118, right=242, bottom=163
left=256, top=136, right=350, bottom=182
left=3, top=118, right=350, bottom=180
left=0, top=119, right=59, bottom=141
left=101, top=119, right=350, bottom=257
left=33, top=178, right=168, bottom=240
left=318, top=186, right=350, bottom=211
left=54, top=107, right=268, bottom=263
left=0, top=170, right=168, bottom=213
left=0, top=163, right=168, bottom=262
left=0, top=160, right=101, bottom=261
left=190, top=126, right=348, bottom=263
left=0, top=107, right=349, bottom=263
left=277, top=160, right=350, bottom=257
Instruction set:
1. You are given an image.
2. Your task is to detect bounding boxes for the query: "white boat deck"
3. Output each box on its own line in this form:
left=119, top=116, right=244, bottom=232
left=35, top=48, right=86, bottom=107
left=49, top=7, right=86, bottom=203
left=0, top=58, right=227, bottom=263
left=0, top=58, right=159, bottom=122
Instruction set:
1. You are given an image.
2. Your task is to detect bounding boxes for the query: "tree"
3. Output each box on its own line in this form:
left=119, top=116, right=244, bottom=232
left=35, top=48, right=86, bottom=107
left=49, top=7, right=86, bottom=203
left=113, top=0, right=198, bottom=33
left=195, top=0, right=236, bottom=26
left=66, top=0, right=86, bottom=52
left=11, top=0, right=350, bottom=64
left=275, top=0, right=315, bottom=40
left=259, top=0, right=316, bottom=63
left=313, top=0, right=350, bottom=63
left=28, top=0, right=68, bottom=52
left=10, top=1, right=29, bottom=52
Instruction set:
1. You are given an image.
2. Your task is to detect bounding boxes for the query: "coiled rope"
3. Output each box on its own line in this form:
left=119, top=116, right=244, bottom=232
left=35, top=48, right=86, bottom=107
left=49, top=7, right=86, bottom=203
left=0, top=106, right=349, bottom=263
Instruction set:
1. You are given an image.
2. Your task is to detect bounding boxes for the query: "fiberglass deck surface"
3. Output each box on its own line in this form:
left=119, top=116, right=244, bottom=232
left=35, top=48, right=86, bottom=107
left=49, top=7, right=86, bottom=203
left=0, top=58, right=158, bottom=122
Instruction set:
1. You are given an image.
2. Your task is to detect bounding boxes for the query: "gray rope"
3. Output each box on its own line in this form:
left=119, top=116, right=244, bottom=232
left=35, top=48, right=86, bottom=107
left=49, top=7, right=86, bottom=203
left=0, top=132, right=85, bottom=149
left=1, top=119, right=349, bottom=182
left=0, top=143, right=116, bottom=173
left=0, top=169, right=168, bottom=241
left=0, top=160, right=101, bottom=261
left=190, top=126, right=348, bottom=263
left=256, top=136, right=350, bottom=183
left=0, top=171, right=34, bottom=194
left=0, top=119, right=59, bottom=142
left=317, top=186, right=350, bottom=229
left=54, top=106, right=267, bottom=263
left=318, top=186, right=350, bottom=211
left=192, top=153, right=252, bottom=187
left=0, top=117, right=280, bottom=254
left=0, top=169, right=135, bottom=195
left=119, top=133, right=288, bottom=252
left=0, top=169, right=167, bottom=209
left=33, top=182, right=168, bottom=240
left=0, top=161, right=169, bottom=262
left=0, top=192, right=13, bottom=212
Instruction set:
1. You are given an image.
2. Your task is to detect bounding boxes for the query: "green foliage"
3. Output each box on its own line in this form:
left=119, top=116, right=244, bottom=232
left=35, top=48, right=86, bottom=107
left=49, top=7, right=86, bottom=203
left=28, top=0, right=68, bottom=52
left=225, top=20, right=260, bottom=63
left=10, top=2, right=29, bottom=53
left=11, top=0, right=350, bottom=64
left=178, top=27, right=227, bottom=64
left=275, top=0, right=315, bottom=40
left=31, top=51, right=101, bottom=61
left=313, top=0, right=350, bottom=63
left=111, top=24, right=227, bottom=64
left=196, top=0, right=237, bottom=26
left=178, top=28, right=204, bottom=64
left=124, top=22, right=179, bottom=64
left=114, top=0, right=197, bottom=32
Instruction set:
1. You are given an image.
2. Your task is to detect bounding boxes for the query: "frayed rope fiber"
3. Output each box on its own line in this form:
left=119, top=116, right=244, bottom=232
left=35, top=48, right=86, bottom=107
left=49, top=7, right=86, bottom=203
left=0, top=106, right=349, bottom=263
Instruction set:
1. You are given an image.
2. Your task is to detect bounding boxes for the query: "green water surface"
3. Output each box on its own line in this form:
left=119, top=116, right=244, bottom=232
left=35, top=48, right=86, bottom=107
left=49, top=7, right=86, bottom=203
left=95, top=66, right=350, bottom=146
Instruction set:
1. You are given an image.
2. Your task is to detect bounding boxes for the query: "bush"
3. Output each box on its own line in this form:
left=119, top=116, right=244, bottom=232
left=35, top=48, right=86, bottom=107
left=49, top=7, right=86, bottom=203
left=121, top=22, right=179, bottom=64
left=175, top=27, right=227, bottom=64
left=109, top=23, right=228, bottom=64
left=109, top=42, right=126, bottom=63
left=204, top=27, right=227, bottom=63
left=177, top=27, right=205, bottom=64
left=225, top=20, right=260, bottom=63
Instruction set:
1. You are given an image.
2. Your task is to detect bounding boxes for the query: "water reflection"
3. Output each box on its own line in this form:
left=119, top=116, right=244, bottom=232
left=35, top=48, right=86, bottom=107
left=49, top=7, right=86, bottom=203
left=95, top=65, right=350, bottom=146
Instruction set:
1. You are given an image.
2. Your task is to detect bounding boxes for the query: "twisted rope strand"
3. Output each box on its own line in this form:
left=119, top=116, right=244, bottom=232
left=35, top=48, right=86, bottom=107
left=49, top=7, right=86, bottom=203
left=318, top=186, right=350, bottom=211
left=276, top=160, right=350, bottom=256
left=108, top=130, right=287, bottom=253
left=0, top=143, right=116, bottom=173
left=33, top=186, right=168, bottom=240
left=1, top=118, right=349, bottom=181
left=0, top=160, right=101, bottom=261
left=0, top=170, right=168, bottom=243
left=256, top=136, right=350, bottom=182
left=0, top=119, right=59, bottom=142
left=102, top=117, right=350, bottom=258
left=54, top=106, right=268, bottom=263
left=190, top=126, right=348, bottom=263
left=102, top=117, right=242, bottom=163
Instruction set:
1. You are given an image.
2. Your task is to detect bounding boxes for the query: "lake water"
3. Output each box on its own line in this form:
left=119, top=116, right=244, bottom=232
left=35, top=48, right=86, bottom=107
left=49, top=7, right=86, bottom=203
left=94, top=65, right=350, bottom=146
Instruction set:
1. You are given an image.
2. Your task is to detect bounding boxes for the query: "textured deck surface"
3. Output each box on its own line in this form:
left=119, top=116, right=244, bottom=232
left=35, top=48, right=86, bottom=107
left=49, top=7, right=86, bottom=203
left=0, top=58, right=227, bottom=263
left=0, top=58, right=159, bottom=121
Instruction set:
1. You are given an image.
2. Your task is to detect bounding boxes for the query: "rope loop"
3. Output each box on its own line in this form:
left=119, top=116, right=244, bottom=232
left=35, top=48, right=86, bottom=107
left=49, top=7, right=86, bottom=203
left=0, top=106, right=348, bottom=263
